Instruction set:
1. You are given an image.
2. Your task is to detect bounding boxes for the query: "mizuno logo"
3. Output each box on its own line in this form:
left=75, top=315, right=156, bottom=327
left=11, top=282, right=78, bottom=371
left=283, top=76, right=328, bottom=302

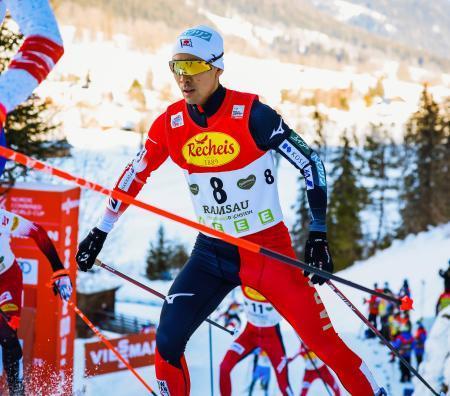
left=165, top=293, right=194, bottom=304
left=270, top=117, right=284, bottom=140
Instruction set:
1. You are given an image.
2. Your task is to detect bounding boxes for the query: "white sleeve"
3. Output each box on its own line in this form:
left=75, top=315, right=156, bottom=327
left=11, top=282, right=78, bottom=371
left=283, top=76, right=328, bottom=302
left=0, top=209, right=35, bottom=237
left=5, top=0, right=63, bottom=44
left=0, top=0, right=63, bottom=113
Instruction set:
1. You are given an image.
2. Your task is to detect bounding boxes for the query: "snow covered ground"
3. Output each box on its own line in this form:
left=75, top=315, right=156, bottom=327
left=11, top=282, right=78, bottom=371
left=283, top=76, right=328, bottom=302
left=71, top=196, right=450, bottom=396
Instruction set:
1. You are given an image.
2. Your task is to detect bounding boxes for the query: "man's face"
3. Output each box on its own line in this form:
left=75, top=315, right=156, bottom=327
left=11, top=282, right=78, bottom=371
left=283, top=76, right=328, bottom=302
left=171, top=54, right=223, bottom=105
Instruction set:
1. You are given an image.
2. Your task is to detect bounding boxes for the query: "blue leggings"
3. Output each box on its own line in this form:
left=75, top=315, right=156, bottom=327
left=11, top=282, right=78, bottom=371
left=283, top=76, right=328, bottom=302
left=156, top=232, right=241, bottom=366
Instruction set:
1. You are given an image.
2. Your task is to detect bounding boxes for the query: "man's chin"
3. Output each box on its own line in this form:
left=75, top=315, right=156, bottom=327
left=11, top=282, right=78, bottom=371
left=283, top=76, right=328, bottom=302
left=184, top=96, right=199, bottom=105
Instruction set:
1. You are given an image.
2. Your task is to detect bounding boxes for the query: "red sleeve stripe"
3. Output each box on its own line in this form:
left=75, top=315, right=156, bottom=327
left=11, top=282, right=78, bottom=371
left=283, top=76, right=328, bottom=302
left=0, top=103, right=6, bottom=124
left=10, top=58, right=49, bottom=83
left=9, top=36, right=63, bottom=83
left=16, top=35, right=64, bottom=63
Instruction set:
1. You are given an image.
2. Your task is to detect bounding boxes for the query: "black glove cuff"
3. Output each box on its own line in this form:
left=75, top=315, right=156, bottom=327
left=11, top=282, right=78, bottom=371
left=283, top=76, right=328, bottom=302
left=91, top=227, right=108, bottom=242
left=308, top=231, right=327, bottom=241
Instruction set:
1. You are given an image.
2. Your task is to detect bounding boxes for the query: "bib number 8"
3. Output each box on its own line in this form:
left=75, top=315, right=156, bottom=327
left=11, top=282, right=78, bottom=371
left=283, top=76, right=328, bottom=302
left=264, top=169, right=274, bottom=184
left=210, top=177, right=227, bottom=204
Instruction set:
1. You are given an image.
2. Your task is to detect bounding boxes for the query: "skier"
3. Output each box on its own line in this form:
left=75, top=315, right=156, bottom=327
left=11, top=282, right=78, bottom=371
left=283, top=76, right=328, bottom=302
left=0, top=0, right=64, bottom=175
left=379, top=283, right=395, bottom=339
left=399, top=279, right=411, bottom=299
left=0, top=208, right=72, bottom=395
left=248, top=348, right=271, bottom=396
left=438, top=260, right=450, bottom=292
left=76, top=25, right=386, bottom=396
left=364, top=283, right=380, bottom=338
left=219, top=286, right=292, bottom=395
left=413, top=321, right=427, bottom=367
left=288, top=342, right=341, bottom=396
left=216, top=299, right=242, bottom=332
left=391, top=327, right=414, bottom=383
left=435, top=290, right=450, bottom=315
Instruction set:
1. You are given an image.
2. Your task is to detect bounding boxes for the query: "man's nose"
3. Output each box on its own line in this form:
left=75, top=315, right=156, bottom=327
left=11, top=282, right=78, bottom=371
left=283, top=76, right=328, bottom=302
left=178, top=74, right=193, bottom=83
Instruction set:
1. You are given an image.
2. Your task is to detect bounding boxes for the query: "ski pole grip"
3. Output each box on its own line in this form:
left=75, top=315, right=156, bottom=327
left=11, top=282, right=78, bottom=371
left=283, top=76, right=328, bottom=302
left=94, top=258, right=103, bottom=267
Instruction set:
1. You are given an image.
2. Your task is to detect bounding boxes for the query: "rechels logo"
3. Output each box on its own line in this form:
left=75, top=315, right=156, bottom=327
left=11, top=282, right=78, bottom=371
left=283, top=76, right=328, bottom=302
left=182, top=132, right=240, bottom=167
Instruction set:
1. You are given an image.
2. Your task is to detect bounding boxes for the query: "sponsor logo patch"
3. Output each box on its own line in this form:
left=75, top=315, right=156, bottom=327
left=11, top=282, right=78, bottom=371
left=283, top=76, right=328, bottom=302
left=157, top=380, right=171, bottom=396
left=182, top=29, right=212, bottom=41
left=18, top=258, right=38, bottom=285
left=231, top=105, right=245, bottom=119
left=243, top=286, right=267, bottom=302
left=290, top=132, right=311, bottom=155
left=237, top=174, right=256, bottom=190
left=270, top=117, right=284, bottom=140
left=170, top=112, right=184, bottom=129
left=165, top=293, right=194, bottom=304
left=0, top=303, right=18, bottom=312
left=234, top=219, right=249, bottom=233
left=258, top=209, right=275, bottom=224
left=11, top=216, right=19, bottom=231
left=0, top=291, right=13, bottom=305
left=1, top=215, right=9, bottom=226
left=62, top=198, right=80, bottom=215
left=108, top=198, right=121, bottom=213
left=212, top=222, right=224, bottom=231
left=182, top=132, right=240, bottom=167
left=279, top=140, right=310, bottom=169
left=132, top=148, right=148, bottom=172
left=303, top=165, right=315, bottom=190
left=311, top=152, right=326, bottom=186
left=189, top=184, right=199, bottom=195
left=230, top=342, right=245, bottom=355
left=118, top=167, right=135, bottom=192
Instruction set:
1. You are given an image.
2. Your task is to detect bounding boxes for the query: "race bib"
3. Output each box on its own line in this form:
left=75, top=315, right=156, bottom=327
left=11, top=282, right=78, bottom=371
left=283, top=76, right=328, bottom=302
left=185, top=152, right=283, bottom=237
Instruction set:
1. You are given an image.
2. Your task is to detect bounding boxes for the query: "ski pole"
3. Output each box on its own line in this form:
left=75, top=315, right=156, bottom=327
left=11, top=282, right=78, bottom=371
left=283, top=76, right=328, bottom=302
left=69, top=301, right=157, bottom=395
left=0, top=308, right=11, bottom=324
left=208, top=321, right=214, bottom=396
left=0, top=146, right=409, bottom=307
left=94, top=259, right=234, bottom=336
left=327, top=281, right=441, bottom=396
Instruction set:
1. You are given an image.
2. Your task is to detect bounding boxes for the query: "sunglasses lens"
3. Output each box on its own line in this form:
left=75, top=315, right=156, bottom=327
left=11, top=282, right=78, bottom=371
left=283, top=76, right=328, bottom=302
left=169, top=60, right=212, bottom=76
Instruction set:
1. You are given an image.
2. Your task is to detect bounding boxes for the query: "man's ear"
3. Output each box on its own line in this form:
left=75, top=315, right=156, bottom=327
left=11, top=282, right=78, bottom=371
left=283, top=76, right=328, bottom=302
left=216, top=68, right=224, bottom=78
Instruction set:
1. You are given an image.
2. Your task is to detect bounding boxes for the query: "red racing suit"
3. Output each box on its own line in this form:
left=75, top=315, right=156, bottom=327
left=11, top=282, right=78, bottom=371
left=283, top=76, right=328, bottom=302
left=98, top=88, right=381, bottom=396
left=220, top=286, right=292, bottom=395
left=296, top=344, right=341, bottom=396
left=0, top=208, right=65, bottom=327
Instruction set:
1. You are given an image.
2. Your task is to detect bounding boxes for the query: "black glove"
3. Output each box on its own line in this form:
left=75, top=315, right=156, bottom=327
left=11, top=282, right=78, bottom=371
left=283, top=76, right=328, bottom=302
left=76, top=227, right=107, bottom=272
left=303, top=231, right=333, bottom=285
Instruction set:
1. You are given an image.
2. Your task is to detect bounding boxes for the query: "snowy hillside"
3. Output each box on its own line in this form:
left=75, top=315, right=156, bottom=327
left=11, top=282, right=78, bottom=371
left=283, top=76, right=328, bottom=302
left=36, top=24, right=450, bottom=148
left=8, top=14, right=447, bottom=396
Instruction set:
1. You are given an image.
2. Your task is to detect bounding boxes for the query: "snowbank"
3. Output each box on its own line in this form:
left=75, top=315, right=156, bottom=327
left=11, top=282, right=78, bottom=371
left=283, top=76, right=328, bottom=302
left=413, top=305, right=450, bottom=395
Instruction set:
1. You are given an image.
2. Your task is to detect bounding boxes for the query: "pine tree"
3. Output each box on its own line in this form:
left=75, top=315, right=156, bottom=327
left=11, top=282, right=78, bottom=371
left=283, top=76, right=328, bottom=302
left=145, top=225, right=188, bottom=280
left=0, top=18, right=68, bottom=185
left=128, top=79, right=146, bottom=110
left=291, top=107, right=328, bottom=257
left=328, top=131, right=368, bottom=271
left=363, top=123, right=398, bottom=254
left=399, top=85, right=450, bottom=236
